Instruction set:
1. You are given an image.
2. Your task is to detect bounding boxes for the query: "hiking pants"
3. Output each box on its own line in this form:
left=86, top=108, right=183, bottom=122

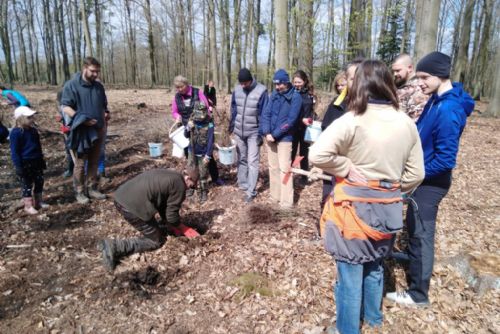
left=114, top=201, right=166, bottom=254
left=407, top=172, right=451, bottom=303
left=235, top=133, right=261, bottom=198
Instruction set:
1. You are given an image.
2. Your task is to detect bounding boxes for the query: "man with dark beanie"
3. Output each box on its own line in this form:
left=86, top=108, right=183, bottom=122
left=386, top=51, right=474, bottom=306
left=229, top=68, right=269, bottom=202
left=97, top=168, right=200, bottom=271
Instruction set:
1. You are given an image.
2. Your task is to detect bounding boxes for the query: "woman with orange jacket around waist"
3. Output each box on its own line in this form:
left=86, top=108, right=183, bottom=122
left=309, top=60, right=425, bottom=334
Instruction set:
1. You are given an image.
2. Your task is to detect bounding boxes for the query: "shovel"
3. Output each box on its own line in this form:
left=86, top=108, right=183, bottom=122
left=282, top=156, right=333, bottom=185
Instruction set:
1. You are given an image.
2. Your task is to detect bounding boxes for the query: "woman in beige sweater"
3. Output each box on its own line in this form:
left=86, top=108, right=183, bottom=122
left=309, top=60, right=424, bottom=334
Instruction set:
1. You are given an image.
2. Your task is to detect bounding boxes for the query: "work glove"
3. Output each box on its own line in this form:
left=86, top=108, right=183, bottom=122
left=308, top=167, right=323, bottom=182
left=256, top=136, right=263, bottom=147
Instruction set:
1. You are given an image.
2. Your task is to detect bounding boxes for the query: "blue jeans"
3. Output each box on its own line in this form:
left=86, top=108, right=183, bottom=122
left=335, top=260, right=383, bottom=334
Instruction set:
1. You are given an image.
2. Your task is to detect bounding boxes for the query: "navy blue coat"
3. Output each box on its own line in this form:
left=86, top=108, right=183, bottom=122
left=260, top=86, right=302, bottom=142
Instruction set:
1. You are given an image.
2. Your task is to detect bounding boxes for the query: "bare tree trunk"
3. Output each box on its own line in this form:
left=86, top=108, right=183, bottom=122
left=348, top=0, right=369, bottom=58
left=452, top=0, right=474, bottom=83
left=252, top=0, right=261, bottom=74
left=414, top=0, right=441, bottom=61
left=94, top=0, right=103, bottom=62
left=400, top=0, right=413, bottom=53
left=289, top=0, right=298, bottom=68
left=81, top=0, right=93, bottom=56
left=187, top=0, right=194, bottom=84
left=266, top=0, right=275, bottom=86
left=41, top=0, right=57, bottom=85
left=471, top=0, right=493, bottom=99
left=25, top=0, right=36, bottom=82
left=298, top=0, right=313, bottom=77
left=0, top=0, right=15, bottom=85
left=55, top=0, right=70, bottom=81
left=124, top=0, right=137, bottom=84
left=220, top=0, right=231, bottom=92
left=275, top=0, right=288, bottom=69
left=485, top=42, right=499, bottom=116
left=73, top=0, right=82, bottom=67
left=144, top=0, right=157, bottom=85
left=208, top=0, right=219, bottom=88
left=243, top=0, right=254, bottom=67
left=450, top=0, right=464, bottom=62
left=233, top=0, right=242, bottom=71
left=13, top=0, right=28, bottom=83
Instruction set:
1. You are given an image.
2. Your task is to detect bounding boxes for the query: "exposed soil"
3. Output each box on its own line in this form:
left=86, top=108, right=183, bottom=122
left=0, top=87, right=498, bottom=333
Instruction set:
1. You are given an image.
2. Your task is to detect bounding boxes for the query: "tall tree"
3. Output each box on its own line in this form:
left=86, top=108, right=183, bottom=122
left=414, top=0, right=441, bottom=61
left=55, top=0, right=71, bottom=81
left=0, top=0, right=15, bottom=85
left=470, top=0, right=493, bottom=99
left=124, top=0, right=137, bottom=84
left=252, top=0, right=262, bottom=73
left=298, top=0, right=314, bottom=77
left=81, top=0, right=93, bottom=56
left=275, top=0, right=288, bottom=69
left=207, top=0, right=219, bottom=88
left=144, top=0, right=156, bottom=85
left=452, top=0, right=474, bottom=83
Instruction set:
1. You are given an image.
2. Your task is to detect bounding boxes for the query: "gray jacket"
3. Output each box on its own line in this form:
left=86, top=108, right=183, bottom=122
left=230, top=81, right=268, bottom=138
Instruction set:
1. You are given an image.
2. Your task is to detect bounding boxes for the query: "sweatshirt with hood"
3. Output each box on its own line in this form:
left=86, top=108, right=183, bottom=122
left=416, top=83, right=474, bottom=180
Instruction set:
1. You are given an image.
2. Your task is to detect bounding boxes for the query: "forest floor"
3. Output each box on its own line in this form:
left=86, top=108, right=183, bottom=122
left=0, top=87, right=498, bottom=334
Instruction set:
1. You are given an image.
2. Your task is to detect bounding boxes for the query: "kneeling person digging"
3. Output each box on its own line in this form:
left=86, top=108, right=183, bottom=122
left=98, top=168, right=200, bottom=271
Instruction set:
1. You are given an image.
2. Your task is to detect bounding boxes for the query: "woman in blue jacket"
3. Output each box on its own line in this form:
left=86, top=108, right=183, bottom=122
left=386, top=52, right=474, bottom=306
left=260, top=69, right=302, bottom=209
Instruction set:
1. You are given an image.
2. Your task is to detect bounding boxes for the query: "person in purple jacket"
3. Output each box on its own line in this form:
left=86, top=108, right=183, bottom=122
left=260, top=69, right=302, bottom=209
left=386, top=51, right=474, bottom=306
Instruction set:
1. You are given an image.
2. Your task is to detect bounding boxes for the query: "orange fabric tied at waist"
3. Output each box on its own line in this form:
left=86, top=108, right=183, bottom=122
left=320, top=178, right=401, bottom=241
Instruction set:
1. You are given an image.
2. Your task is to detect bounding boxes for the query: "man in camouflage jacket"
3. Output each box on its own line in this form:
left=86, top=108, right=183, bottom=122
left=392, top=54, right=429, bottom=122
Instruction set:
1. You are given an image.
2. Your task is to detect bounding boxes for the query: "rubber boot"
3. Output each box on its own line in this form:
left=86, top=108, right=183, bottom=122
left=34, top=193, right=49, bottom=210
left=23, top=197, right=38, bottom=215
left=88, top=185, right=106, bottom=200
left=98, top=238, right=161, bottom=271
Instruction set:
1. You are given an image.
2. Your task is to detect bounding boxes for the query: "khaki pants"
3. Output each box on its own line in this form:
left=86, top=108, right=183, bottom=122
left=73, top=126, right=105, bottom=193
left=266, top=141, right=293, bottom=208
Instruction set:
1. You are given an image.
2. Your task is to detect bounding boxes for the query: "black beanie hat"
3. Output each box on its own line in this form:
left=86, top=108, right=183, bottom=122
left=238, top=68, right=253, bottom=83
left=416, top=51, right=451, bottom=78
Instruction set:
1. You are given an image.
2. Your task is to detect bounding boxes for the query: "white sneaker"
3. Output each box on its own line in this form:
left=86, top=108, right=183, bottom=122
left=385, top=291, right=429, bottom=307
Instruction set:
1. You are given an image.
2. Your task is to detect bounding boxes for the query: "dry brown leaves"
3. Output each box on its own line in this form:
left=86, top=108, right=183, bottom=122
left=0, top=88, right=498, bottom=334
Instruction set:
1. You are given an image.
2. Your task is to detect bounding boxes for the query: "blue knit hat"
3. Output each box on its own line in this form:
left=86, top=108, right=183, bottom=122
left=416, top=51, right=451, bottom=78
left=273, top=69, right=290, bottom=84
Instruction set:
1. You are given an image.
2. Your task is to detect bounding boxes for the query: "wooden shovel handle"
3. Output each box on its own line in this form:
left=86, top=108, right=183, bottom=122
left=290, top=168, right=333, bottom=181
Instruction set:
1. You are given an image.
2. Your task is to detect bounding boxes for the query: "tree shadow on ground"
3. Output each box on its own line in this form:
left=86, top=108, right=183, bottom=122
left=32, top=205, right=96, bottom=231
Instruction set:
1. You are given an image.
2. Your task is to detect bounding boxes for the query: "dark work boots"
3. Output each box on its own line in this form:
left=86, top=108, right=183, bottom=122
left=98, top=238, right=161, bottom=271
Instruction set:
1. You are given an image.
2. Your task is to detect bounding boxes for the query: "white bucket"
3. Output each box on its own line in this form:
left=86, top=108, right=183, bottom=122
left=169, top=124, right=189, bottom=149
left=148, top=142, right=163, bottom=158
left=304, top=121, right=322, bottom=143
left=172, top=142, right=185, bottom=158
left=216, top=139, right=236, bottom=166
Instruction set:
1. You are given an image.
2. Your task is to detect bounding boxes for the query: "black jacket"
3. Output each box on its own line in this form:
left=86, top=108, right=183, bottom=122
left=203, top=85, right=217, bottom=106
left=321, top=99, right=347, bottom=131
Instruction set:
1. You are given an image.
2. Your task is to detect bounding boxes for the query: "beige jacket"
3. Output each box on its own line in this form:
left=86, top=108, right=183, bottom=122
left=309, top=103, right=425, bottom=193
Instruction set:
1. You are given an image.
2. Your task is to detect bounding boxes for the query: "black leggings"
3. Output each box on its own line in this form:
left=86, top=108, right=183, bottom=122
left=20, top=160, right=44, bottom=198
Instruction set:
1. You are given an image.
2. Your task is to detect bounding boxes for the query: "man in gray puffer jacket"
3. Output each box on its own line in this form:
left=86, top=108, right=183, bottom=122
left=229, top=68, right=269, bottom=202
